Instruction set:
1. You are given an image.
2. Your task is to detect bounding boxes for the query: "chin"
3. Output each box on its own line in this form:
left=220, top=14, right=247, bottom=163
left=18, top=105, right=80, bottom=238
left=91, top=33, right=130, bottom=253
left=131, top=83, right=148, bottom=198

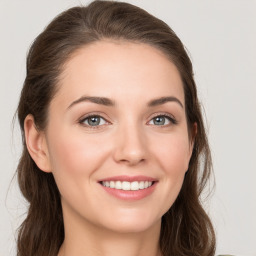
left=98, top=210, right=161, bottom=234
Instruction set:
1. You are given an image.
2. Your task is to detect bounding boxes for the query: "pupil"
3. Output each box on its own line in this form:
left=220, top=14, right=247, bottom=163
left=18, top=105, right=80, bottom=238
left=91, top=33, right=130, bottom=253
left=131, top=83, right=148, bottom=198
left=89, top=116, right=100, bottom=126
left=154, top=116, right=165, bottom=125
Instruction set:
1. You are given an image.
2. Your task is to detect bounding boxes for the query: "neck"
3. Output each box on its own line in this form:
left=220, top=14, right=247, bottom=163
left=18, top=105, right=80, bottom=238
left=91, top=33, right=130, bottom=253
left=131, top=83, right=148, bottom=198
left=58, top=210, right=162, bottom=256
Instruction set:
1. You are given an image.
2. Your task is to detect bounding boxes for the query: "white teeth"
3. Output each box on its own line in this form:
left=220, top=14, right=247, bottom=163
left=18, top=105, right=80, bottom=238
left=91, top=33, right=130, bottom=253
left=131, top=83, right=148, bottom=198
left=139, top=181, right=144, bottom=189
left=130, top=181, right=139, bottom=191
left=110, top=181, right=115, bottom=188
left=122, top=181, right=130, bottom=190
left=101, top=180, right=154, bottom=191
left=116, top=181, right=122, bottom=189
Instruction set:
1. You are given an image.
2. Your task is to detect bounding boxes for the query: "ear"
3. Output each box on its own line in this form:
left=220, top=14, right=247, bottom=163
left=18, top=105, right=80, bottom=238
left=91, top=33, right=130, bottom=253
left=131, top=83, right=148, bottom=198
left=24, top=114, right=52, bottom=173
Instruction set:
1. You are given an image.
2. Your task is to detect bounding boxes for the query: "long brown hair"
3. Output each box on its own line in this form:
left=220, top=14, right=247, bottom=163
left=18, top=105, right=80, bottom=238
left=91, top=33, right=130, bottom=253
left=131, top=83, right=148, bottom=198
left=16, top=1, right=215, bottom=255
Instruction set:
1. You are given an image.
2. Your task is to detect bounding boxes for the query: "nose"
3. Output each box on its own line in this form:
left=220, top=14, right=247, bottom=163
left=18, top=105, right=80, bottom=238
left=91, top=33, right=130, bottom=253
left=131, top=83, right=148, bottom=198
left=113, top=123, right=148, bottom=166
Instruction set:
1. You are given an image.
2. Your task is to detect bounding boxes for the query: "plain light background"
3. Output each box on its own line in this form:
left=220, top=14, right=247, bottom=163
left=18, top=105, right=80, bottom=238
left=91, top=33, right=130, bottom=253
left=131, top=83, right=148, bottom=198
left=0, top=0, right=255, bottom=255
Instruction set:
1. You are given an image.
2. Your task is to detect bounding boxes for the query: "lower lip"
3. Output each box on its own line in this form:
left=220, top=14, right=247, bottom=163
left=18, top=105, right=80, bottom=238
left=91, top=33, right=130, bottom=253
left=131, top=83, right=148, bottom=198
left=100, top=182, right=157, bottom=201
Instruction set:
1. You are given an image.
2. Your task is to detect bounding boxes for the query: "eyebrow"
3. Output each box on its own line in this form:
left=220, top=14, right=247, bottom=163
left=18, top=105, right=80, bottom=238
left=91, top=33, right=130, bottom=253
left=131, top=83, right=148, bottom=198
left=148, top=96, right=183, bottom=108
left=67, top=96, right=115, bottom=109
left=67, top=95, right=183, bottom=109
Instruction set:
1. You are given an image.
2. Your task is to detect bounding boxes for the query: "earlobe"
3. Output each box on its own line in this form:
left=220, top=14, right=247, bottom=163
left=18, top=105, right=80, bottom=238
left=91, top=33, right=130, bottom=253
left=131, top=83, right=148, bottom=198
left=24, top=114, right=52, bottom=173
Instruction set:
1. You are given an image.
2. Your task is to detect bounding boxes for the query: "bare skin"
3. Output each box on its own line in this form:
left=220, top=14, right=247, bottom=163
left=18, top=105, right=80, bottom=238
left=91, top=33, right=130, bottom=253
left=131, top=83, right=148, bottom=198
left=57, top=219, right=162, bottom=256
left=25, top=41, right=195, bottom=256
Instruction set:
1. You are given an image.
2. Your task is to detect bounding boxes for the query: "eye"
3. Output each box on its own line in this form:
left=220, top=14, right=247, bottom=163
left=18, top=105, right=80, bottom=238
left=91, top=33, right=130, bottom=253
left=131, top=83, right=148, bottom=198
left=148, top=115, right=177, bottom=126
left=80, top=115, right=108, bottom=127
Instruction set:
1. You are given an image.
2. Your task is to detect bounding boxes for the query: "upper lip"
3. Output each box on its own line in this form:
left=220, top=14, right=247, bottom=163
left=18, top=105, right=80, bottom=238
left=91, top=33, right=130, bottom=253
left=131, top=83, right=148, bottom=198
left=99, top=175, right=157, bottom=182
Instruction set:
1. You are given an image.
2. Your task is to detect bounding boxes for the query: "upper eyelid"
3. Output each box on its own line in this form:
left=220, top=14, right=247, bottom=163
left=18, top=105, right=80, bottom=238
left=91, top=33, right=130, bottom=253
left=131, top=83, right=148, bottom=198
left=81, top=115, right=107, bottom=122
left=148, top=112, right=176, bottom=121
left=79, top=112, right=110, bottom=122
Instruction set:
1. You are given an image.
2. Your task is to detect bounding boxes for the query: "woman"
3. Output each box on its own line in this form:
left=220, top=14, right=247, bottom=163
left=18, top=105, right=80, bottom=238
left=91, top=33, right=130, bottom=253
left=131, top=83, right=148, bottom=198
left=16, top=1, right=215, bottom=255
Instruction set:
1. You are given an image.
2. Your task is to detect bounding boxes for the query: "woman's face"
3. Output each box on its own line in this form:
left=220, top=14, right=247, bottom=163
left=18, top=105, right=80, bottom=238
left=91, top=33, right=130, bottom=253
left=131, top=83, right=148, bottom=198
left=43, top=41, right=194, bottom=233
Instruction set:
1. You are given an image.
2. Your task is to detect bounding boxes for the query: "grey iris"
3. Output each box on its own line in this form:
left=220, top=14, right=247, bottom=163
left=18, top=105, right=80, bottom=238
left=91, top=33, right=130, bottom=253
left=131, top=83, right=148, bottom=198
left=88, top=116, right=100, bottom=126
left=153, top=116, right=165, bottom=125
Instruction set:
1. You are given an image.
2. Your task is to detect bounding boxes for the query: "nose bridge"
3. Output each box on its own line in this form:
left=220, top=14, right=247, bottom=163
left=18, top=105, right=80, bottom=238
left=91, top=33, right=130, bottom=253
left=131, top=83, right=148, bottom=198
left=113, top=118, right=147, bottom=165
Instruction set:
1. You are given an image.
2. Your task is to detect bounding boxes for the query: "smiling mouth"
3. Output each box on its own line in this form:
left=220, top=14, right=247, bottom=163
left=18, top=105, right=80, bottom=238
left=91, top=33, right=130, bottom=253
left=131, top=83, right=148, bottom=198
left=99, top=181, right=155, bottom=191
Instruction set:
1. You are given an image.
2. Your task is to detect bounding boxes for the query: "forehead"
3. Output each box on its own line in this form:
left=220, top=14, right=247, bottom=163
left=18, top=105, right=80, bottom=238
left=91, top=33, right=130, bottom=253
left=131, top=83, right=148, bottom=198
left=55, top=40, right=184, bottom=107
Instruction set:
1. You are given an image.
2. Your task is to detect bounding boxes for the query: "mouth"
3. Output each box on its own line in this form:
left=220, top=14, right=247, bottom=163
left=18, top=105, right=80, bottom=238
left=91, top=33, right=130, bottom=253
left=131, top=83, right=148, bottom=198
left=98, top=175, right=157, bottom=200
left=99, top=180, right=155, bottom=191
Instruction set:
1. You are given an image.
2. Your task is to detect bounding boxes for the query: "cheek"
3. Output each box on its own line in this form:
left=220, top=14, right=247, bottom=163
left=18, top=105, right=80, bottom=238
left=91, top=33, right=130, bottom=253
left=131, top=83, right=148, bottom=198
left=46, top=130, right=112, bottom=213
left=150, top=133, right=190, bottom=214
left=46, top=128, right=111, bottom=181
left=153, top=132, right=191, bottom=174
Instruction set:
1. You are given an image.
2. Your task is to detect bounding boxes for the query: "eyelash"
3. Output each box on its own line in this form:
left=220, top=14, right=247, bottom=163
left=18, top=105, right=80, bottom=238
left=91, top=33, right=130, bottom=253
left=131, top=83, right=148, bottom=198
left=79, top=113, right=177, bottom=129
left=79, top=114, right=110, bottom=129
left=149, top=113, right=178, bottom=126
